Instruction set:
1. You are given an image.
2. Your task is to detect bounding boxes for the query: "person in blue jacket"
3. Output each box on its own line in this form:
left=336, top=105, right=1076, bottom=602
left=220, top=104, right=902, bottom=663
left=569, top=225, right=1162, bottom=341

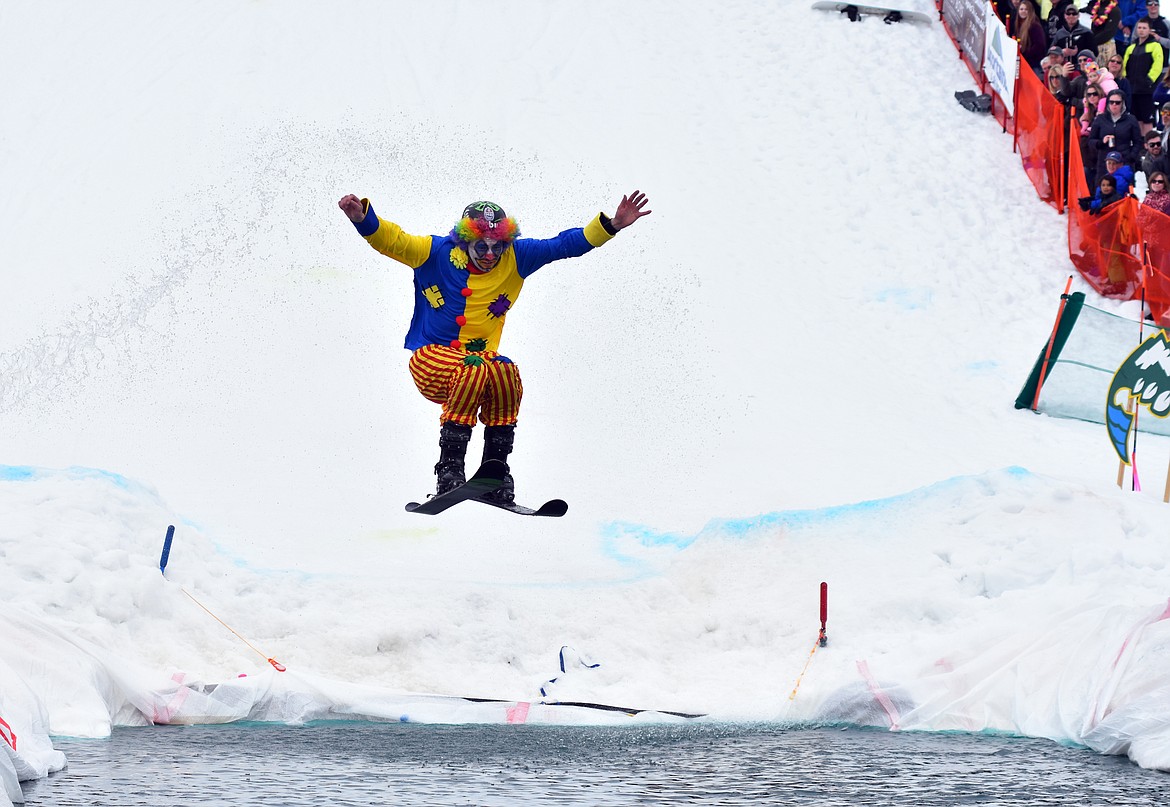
left=339, top=191, right=651, bottom=501
left=1116, top=0, right=1150, bottom=51
left=1078, top=149, right=1136, bottom=209
left=1076, top=173, right=1123, bottom=211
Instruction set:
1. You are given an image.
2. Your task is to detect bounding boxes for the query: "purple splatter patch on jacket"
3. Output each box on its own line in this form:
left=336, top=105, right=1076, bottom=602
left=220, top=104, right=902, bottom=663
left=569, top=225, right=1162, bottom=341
left=488, top=294, right=512, bottom=318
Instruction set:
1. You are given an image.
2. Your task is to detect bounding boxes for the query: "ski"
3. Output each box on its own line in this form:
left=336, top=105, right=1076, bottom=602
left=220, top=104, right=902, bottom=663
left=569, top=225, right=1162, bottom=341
left=471, top=496, right=568, bottom=518
left=405, top=460, right=508, bottom=515
left=405, top=460, right=568, bottom=517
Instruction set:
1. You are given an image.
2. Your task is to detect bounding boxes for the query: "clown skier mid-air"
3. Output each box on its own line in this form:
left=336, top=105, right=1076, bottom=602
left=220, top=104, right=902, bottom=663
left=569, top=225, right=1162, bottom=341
left=338, top=190, right=651, bottom=514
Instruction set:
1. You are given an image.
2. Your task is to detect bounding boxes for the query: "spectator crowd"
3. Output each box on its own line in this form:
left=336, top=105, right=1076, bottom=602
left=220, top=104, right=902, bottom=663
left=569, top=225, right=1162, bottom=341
left=1007, top=0, right=1170, bottom=218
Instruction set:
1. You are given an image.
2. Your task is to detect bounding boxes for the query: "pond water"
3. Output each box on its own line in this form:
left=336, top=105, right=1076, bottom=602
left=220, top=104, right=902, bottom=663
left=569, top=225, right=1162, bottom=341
left=21, top=722, right=1168, bottom=806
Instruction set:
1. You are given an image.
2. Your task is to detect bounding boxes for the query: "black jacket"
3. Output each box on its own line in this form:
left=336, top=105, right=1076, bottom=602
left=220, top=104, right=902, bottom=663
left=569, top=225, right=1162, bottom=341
left=1089, top=109, right=1144, bottom=181
left=1090, top=1, right=1121, bottom=44
left=1125, top=39, right=1162, bottom=93
left=1051, top=22, right=1097, bottom=55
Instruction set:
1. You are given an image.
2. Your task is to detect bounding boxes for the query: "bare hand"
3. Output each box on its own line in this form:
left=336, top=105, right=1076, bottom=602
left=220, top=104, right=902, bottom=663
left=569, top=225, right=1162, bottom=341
left=611, top=190, right=652, bottom=231
left=339, top=194, right=365, bottom=223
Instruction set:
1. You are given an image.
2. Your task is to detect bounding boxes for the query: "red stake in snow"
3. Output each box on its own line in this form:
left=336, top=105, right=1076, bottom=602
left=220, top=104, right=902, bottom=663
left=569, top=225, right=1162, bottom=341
left=819, top=582, right=828, bottom=648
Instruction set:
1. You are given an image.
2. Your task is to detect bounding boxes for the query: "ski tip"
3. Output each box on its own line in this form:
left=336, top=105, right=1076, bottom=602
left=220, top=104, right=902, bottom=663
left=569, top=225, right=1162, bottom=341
left=537, top=499, right=569, bottom=517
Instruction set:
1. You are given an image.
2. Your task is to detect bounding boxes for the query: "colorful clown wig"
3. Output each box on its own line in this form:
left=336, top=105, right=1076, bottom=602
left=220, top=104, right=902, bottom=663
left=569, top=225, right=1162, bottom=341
left=450, top=200, right=520, bottom=246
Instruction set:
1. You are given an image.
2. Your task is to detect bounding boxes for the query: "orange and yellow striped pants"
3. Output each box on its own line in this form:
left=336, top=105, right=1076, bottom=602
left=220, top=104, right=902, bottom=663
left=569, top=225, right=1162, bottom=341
left=408, top=344, right=524, bottom=427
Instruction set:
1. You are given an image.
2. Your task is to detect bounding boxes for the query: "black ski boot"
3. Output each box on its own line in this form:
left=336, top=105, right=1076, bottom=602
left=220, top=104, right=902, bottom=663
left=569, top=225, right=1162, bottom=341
left=480, top=424, right=515, bottom=504
left=434, top=422, right=472, bottom=496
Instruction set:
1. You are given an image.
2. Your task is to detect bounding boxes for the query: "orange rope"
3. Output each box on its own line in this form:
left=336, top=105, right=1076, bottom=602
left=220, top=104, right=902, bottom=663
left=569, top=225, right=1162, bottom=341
left=787, top=636, right=822, bottom=702
left=179, top=587, right=286, bottom=672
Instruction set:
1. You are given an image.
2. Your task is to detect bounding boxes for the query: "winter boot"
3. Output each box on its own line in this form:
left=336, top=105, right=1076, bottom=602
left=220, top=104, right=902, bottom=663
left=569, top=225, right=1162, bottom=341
left=480, top=424, right=515, bottom=504
left=434, top=422, right=472, bottom=496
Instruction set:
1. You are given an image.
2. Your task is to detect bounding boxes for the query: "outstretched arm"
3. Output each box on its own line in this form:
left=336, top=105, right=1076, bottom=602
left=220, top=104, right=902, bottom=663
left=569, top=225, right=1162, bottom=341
left=512, top=190, right=651, bottom=277
left=610, top=190, right=652, bottom=231
left=339, top=193, right=365, bottom=223
left=338, top=194, right=432, bottom=268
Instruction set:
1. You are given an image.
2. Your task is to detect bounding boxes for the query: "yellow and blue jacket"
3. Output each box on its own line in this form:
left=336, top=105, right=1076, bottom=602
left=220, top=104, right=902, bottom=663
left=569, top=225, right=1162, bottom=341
left=353, top=199, right=615, bottom=353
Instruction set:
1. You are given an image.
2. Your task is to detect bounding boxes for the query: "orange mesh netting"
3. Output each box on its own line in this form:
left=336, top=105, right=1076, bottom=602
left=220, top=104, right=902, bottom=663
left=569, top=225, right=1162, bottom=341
left=937, top=1, right=1170, bottom=320
left=1067, top=129, right=1144, bottom=299
left=1138, top=203, right=1170, bottom=325
left=1014, top=66, right=1065, bottom=210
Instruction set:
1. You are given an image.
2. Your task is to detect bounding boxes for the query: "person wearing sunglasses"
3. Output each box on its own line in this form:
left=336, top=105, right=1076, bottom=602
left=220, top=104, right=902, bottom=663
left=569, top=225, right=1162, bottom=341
left=1141, top=130, right=1170, bottom=179
left=1089, top=90, right=1143, bottom=183
left=1141, top=171, right=1170, bottom=214
left=1051, top=5, right=1095, bottom=65
left=338, top=190, right=651, bottom=502
left=1081, top=84, right=1104, bottom=128
left=1078, top=84, right=1106, bottom=186
left=1146, top=0, right=1170, bottom=37
left=1067, top=49, right=1096, bottom=100
left=1081, top=59, right=1119, bottom=111
left=1048, top=65, right=1077, bottom=108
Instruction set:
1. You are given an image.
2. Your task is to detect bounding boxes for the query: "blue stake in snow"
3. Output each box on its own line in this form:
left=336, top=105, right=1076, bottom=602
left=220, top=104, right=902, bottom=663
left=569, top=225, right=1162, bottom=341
left=160, top=525, right=175, bottom=575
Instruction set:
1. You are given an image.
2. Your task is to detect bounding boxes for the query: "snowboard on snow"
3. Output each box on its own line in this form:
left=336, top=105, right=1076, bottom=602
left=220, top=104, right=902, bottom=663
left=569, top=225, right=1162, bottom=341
left=405, top=459, right=568, bottom=517
left=811, top=1, right=934, bottom=23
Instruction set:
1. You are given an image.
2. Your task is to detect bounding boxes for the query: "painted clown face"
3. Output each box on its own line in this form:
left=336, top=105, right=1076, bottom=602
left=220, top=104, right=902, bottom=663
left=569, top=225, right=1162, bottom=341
left=469, top=238, right=508, bottom=272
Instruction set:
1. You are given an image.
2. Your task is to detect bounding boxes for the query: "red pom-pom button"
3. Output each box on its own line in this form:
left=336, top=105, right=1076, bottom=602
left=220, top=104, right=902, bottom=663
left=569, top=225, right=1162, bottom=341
left=456, top=315, right=467, bottom=326
left=461, top=287, right=473, bottom=297
left=450, top=339, right=462, bottom=349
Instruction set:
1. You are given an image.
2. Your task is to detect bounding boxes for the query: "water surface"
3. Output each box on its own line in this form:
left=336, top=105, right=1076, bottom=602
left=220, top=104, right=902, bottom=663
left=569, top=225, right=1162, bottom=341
left=22, top=723, right=1167, bottom=806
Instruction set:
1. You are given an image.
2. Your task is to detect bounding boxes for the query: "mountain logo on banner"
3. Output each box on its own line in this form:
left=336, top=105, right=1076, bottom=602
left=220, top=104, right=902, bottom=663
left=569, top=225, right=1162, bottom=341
left=1106, top=330, right=1170, bottom=463
left=982, top=11, right=1016, bottom=114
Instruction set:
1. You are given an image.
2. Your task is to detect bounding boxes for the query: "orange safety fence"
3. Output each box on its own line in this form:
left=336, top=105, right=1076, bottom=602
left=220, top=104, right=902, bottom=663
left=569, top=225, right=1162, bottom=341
left=1014, top=65, right=1065, bottom=211
left=1066, top=126, right=1145, bottom=300
left=1138, top=204, right=1170, bottom=325
left=936, top=0, right=1170, bottom=324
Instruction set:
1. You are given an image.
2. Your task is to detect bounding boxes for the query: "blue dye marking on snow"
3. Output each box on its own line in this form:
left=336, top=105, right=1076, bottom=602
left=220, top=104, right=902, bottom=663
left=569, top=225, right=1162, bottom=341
left=600, top=467, right=1037, bottom=571
left=65, top=466, right=135, bottom=490
left=0, top=463, right=143, bottom=491
left=966, top=360, right=999, bottom=372
left=873, top=287, right=932, bottom=310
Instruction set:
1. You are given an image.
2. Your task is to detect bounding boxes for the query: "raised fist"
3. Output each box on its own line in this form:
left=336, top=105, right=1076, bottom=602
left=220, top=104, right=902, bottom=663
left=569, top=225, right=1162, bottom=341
left=338, top=194, right=365, bottom=223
